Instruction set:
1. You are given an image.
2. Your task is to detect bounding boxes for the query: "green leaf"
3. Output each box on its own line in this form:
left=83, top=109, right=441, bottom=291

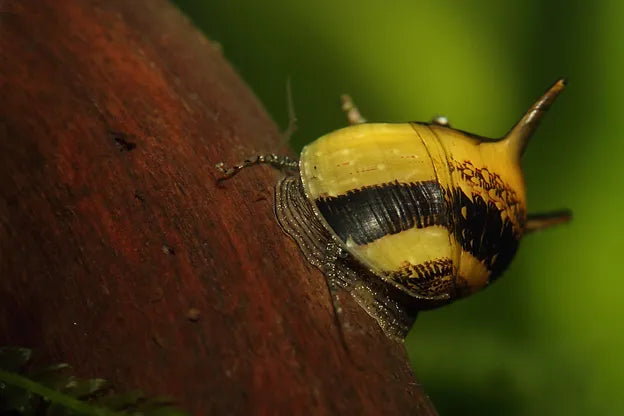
left=31, top=365, right=73, bottom=392
left=0, top=345, right=191, bottom=416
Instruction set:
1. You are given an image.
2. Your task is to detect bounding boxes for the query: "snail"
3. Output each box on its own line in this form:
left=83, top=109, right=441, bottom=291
left=216, top=79, right=571, bottom=339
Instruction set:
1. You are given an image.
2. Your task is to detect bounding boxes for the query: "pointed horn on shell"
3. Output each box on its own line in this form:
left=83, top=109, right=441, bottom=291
left=503, top=78, right=566, bottom=157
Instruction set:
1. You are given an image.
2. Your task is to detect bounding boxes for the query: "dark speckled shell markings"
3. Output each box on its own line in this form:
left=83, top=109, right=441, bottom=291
left=452, top=160, right=525, bottom=231
left=449, top=160, right=525, bottom=281
left=383, top=258, right=455, bottom=297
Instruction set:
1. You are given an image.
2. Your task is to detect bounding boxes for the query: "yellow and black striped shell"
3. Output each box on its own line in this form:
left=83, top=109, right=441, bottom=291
left=299, top=121, right=525, bottom=299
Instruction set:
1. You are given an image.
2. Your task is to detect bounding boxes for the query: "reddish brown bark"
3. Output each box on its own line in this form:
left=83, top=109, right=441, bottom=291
left=0, top=1, right=437, bottom=414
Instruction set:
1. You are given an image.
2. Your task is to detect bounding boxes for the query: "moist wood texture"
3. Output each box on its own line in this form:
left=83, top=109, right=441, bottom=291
left=0, top=1, right=438, bottom=414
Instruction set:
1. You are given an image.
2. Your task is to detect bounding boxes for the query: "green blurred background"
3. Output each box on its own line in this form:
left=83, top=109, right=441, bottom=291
left=173, top=1, right=623, bottom=414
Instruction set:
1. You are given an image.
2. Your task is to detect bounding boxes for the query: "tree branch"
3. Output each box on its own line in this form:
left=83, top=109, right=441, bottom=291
left=0, top=1, right=437, bottom=414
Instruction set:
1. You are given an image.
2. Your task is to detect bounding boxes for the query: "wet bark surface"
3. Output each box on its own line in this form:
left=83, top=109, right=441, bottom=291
left=0, top=1, right=437, bottom=414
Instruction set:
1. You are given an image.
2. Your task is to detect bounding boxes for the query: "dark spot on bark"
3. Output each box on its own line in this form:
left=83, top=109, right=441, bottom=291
left=152, top=334, right=166, bottom=349
left=253, top=188, right=270, bottom=202
left=109, top=131, right=136, bottom=151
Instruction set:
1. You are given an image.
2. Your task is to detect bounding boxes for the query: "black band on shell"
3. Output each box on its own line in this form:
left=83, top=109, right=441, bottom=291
left=315, top=180, right=447, bottom=246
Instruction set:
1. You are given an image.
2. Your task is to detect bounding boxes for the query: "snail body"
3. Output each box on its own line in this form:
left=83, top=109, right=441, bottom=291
left=218, top=80, right=571, bottom=338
